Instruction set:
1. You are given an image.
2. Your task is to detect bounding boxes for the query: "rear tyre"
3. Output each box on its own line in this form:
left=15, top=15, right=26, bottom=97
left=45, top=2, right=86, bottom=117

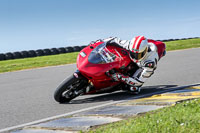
left=54, top=75, right=87, bottom=103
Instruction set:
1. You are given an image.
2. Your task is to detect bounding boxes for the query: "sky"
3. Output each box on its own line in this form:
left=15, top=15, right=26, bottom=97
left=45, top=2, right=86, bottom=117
left=0, top=0, right=200, bottom=53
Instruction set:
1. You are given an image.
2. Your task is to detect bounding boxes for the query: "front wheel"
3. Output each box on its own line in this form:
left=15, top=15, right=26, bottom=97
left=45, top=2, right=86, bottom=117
left=54, top=75, right=87, bottom=103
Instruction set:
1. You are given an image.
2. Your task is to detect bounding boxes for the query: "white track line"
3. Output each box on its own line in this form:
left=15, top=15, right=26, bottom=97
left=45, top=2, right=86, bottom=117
left=1, top=83, right=199, bottom=133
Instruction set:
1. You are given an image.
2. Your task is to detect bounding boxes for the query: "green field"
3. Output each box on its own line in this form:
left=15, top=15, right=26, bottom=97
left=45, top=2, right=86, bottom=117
left=86, top=98, right=200, bottom=133
left=0, top=38, right=200, bottom=73
left=0, top=52, right=78, bottom=73
left=165, top=38, right=200, bottom=51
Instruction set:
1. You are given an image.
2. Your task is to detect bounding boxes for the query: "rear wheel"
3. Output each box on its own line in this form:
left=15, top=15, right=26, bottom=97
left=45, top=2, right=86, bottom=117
left=54, top=75, right=87, bottom=103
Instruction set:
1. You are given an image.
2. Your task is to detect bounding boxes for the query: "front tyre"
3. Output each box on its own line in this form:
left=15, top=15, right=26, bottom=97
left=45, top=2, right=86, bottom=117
left=54, top=75, right=87, bottom=103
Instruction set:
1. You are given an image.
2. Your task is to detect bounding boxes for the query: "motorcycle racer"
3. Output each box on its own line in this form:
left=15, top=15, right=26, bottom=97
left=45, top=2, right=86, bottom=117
left=104, top=36, right=166, bottom=94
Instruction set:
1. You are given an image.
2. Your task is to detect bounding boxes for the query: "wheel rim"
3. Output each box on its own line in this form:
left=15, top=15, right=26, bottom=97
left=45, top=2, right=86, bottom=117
left=61, top=79, right=83, bottom=99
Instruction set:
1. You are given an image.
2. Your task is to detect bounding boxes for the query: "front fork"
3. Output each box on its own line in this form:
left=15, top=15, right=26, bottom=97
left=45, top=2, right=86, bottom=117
left=73, top=70, right=90, bottom=94
left=73, top=70, right=83, bottom=79
left=74, top=70, right=96, bottom=94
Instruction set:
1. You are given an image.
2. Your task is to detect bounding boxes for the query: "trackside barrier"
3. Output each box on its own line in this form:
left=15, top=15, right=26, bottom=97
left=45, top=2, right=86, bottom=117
left=5, top=52, right=14, bottom=60
left=0, top=37, right=199, bottom=61
left=0, top=54, right=5, bottom=60
left=0, top=46, right=86, bottom=61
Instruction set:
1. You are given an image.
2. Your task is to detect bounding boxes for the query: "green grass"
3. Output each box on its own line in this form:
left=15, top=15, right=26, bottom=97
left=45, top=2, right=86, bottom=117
left=0, top=52, right=78, bottom=73
left=165, top=38, right=200, bottom=51
left=0, top=38, right=200, bottom=73
left=86, top=98, right=200, bottom=133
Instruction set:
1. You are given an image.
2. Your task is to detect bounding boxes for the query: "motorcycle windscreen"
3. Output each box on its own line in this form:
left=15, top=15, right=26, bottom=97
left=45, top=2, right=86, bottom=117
left=88, top=43, right=116, bottom=64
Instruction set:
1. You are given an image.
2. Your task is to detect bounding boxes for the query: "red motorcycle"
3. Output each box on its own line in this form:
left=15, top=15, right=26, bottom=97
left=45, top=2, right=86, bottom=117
left=54, top=40, right=165, bottom=103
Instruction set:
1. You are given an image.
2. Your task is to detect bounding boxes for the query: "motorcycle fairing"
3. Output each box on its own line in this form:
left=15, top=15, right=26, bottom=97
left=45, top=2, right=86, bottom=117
left=77, top=41, right=132, bottom=90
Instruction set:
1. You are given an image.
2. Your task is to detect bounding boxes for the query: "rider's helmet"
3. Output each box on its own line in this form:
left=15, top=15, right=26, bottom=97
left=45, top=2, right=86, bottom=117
left=129, top=36, right=148, bottom=63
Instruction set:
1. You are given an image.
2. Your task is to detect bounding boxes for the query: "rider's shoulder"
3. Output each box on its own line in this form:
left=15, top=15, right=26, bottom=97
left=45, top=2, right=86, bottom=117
left=138, top=43, right=159, bottom=67
left=147, top=42, right=157, bottom=52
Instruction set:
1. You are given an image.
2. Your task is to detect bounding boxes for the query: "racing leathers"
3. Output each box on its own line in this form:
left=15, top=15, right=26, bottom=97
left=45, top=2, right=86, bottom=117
left=104, top=37, right=160, bottom=92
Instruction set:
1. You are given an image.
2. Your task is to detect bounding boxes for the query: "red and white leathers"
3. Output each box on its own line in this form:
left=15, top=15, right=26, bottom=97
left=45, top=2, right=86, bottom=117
left=104, top=37, right=162, bottom=91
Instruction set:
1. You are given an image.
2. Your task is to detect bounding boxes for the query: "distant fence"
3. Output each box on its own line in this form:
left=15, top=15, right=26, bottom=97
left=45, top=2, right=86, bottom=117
left=0, top=37, right=199, bottom=61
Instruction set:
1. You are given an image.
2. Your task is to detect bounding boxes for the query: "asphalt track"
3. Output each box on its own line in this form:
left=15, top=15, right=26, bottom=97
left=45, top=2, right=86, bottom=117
left=0, top=48, right=200, bottom=130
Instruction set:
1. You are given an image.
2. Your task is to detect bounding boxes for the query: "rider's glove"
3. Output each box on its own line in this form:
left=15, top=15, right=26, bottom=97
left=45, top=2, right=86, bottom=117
left=106, top=71, right=136, bottom=86
left=110, top=73, right=121, bottom=81
left=111, top=73, right=130, bottom=83
left=106, top=72, right=122, bottom=81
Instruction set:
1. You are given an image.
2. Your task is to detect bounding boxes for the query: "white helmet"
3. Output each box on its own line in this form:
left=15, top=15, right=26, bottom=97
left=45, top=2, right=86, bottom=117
left=129, top=36, right=148, bottom=63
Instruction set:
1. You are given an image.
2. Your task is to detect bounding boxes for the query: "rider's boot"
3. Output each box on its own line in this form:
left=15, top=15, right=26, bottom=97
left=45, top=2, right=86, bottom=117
left=129, top=86, right=141, bottom=94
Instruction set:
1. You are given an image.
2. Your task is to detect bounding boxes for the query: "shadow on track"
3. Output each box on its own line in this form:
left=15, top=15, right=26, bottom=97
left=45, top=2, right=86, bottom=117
left=65, top=84, right=177, bottom=104
left=64, top=83, right=200, bottom=104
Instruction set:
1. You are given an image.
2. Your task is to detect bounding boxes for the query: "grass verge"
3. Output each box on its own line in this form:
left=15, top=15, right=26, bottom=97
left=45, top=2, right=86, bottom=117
left=165, top=38, right=200, bottom=51
left=0, top=38, right=200, bottom=73
left=86, top=98, right=200, bottom=133
left=0, top=52, right=78, bottom=73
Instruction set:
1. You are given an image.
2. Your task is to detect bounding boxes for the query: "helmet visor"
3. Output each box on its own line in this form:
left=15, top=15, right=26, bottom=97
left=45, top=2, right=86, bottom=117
left=130, top=47, right=148, bottom=61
